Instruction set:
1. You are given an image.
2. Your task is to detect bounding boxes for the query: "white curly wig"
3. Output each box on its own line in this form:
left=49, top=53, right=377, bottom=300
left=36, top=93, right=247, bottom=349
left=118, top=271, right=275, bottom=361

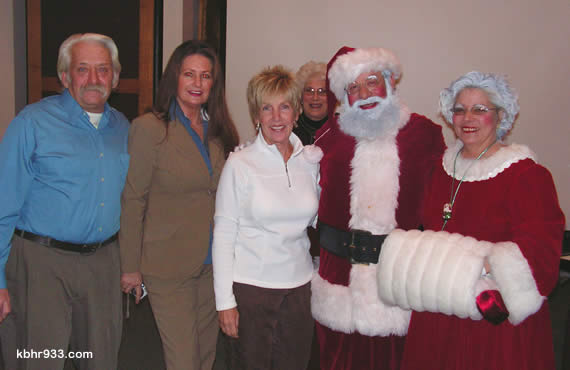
left=296, top=61, right=327, bottom=92
left=439, top=71, right=520, bottom=139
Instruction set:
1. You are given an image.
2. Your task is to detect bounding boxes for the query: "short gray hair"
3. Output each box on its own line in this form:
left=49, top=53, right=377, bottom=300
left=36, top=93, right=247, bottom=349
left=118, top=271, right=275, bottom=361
left=296, top=61, right=326, bottom=93
left=57, top=33, right=121, bottom=86
left=439, top=71, right=519, bottom=139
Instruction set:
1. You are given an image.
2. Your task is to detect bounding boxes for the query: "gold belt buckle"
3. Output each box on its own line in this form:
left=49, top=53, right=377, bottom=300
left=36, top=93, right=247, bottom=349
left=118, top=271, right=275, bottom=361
left=349, top=231, right=369, bottom=265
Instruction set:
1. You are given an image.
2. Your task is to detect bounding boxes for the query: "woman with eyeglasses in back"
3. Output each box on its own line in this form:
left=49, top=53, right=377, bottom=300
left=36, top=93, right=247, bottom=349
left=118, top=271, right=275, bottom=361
left=294, top=61, right=328, bottom=145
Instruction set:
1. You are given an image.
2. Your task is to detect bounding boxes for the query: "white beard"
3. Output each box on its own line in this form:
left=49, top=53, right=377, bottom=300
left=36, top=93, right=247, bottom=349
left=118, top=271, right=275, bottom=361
left=338, top=94, right=402, bottom=139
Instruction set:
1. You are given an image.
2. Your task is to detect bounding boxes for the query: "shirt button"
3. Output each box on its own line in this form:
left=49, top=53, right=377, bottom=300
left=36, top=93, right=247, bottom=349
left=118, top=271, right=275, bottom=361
left=101, top=177, right=105, bottom=182
left=98, top=227, right=103, bottom=232
left=207, top=189, right=212, bottom=196
left=100, top=202, right=104, bottom=207
left=99, top=153, right=104, bottom=158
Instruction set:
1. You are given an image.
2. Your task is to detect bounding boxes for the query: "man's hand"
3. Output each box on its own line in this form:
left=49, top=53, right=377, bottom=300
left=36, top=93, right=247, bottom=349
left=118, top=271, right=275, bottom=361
left=121, top=272, right=143, bottom=304
left=0, top=289, right=11, bottom=323
left=218, top=307, right=239, bottom=338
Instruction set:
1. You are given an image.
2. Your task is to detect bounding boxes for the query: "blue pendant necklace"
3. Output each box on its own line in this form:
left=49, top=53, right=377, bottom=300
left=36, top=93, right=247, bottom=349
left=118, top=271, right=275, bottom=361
left=441, top=140, right=497, bottom=231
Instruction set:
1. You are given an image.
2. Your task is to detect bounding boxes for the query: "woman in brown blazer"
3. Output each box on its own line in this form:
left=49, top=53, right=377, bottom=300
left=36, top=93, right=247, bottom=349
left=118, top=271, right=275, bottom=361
left=119, top=40, right=239, bottom=370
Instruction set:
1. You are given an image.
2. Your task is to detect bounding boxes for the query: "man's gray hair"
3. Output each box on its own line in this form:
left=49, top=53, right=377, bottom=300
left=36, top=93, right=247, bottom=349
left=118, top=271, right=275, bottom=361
left=57, top=33, right=121, bottom=86
left=439, top=71, right=519, bottom=139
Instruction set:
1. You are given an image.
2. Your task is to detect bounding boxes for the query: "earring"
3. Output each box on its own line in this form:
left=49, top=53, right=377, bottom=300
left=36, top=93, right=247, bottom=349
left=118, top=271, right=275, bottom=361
left=256, top=122, right=261, bottom=131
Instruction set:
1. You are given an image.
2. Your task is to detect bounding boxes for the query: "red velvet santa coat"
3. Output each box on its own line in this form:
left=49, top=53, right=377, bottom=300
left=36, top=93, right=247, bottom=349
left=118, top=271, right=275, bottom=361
left=311, top=106, right=445, bottom=370
left=377, top=142, right=565, bottom=370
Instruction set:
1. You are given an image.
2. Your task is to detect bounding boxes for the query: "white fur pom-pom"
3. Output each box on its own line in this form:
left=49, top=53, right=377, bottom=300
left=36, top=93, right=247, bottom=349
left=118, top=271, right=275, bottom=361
left=302, top=144, right=323, bottom=163
left=232, top=140, right=252, bottom=153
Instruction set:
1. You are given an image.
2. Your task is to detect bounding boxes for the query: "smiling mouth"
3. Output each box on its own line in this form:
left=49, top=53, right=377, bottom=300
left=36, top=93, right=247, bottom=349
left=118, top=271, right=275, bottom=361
left=308, top=103, right=322, bottom=109
left=270, top=125, right=287, bottom=132
left=359, top=102, right=379, bottom=110
left=462, top=127, right=478, bottom=132
left=189, top=90, right=203, bottom=96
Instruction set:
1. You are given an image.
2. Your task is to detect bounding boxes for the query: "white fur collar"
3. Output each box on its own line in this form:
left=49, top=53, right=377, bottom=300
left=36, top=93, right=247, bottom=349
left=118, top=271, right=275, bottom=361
left=442, top=141, right=536, bottom=182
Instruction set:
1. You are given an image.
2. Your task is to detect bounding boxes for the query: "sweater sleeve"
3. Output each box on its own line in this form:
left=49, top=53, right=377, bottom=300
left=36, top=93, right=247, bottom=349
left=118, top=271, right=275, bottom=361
left=119, top=116, right=163, bottom=273
left=212, top=153, right=243, bottom=311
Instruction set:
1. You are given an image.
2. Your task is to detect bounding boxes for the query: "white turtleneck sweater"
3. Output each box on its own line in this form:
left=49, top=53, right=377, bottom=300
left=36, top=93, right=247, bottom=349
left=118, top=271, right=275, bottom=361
left=212, top=132, right=319, bottom=311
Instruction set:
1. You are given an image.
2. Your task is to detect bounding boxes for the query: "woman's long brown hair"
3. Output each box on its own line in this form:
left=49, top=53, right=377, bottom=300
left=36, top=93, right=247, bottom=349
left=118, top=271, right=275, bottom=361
left=153, top=40, right=239, bottom=156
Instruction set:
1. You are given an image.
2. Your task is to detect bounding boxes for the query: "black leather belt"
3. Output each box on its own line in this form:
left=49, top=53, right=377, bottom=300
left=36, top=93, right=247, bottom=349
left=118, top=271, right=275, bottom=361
left=14, top=229, right=118, bottom=255
left=319, top=222, right=387, bottom=264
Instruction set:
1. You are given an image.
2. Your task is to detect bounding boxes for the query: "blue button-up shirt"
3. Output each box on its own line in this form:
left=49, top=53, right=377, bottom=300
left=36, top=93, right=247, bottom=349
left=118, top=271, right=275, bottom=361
left=172, top=101, right=214, bottom=264
left=0, top=89, right=130, bottom=288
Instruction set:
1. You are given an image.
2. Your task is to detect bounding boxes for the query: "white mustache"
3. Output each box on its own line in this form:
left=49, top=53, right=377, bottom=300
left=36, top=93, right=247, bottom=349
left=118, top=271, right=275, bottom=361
left=354, top=96, right=384, bottom=108
left=81, top=85, right=108, bottom=95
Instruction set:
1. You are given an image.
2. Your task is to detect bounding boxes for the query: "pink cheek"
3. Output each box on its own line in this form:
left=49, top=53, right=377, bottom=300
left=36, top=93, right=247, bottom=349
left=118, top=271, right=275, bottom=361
left=480, top=114, right=497, bottom=127
left=376, top=85, right=387, bottom=98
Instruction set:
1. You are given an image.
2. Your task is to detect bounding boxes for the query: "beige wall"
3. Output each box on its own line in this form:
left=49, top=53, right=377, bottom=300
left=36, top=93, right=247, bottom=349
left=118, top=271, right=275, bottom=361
left=226, top=0, right=570, bottom=227
left=163, top=0, right=184, bottom=68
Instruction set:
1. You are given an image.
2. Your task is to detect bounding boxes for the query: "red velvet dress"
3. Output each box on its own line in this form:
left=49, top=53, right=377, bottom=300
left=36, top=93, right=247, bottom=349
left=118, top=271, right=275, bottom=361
left=313, top=112, right=444, bottom=370
left=400, top=143, right=565, bottom=370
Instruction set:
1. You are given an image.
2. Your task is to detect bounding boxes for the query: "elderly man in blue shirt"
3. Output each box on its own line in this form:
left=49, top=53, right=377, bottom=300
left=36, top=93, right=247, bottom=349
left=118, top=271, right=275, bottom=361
left=0, top=33, right=129, bottom=370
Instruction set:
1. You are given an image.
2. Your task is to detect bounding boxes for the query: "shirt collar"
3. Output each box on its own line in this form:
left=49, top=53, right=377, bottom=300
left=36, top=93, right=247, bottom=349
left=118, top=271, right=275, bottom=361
left=256, top=130, right=304, bottom=159
left=170, top=100, right=209, bottom=124
left=59, top=89, right=112, bottom=129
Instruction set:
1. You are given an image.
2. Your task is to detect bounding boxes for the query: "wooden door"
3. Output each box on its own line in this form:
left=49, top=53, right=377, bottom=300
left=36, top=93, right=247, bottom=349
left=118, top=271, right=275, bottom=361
left=26, top=0, right=162, bottom=120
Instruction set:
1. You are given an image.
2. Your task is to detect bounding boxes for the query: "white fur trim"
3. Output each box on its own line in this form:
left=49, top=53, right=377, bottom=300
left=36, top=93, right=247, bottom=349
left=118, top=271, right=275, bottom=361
left=474, top=275, right=499, bottom=296
left=232, top=140, right=252, bottom=153
left=488, top=241, right=545, bottom=325
left=377, top=229, right=495, bottom=320
left=302, top=144, right=323, bottom=163
left=347, top=105, right=409, bottom=234
left=328, top=48, right=402, bottom=101
left=443, top=142, right=536, bottom=181
left=311, top=273, right=354, bottom=334
left=311, top=264, right=410, bottom=336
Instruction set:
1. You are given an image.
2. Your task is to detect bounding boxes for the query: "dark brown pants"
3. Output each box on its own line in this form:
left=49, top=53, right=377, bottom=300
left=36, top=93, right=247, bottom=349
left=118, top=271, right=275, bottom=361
left=227, top=282, right=313, bottom=370
left=0, top=235, right=122, bottom=370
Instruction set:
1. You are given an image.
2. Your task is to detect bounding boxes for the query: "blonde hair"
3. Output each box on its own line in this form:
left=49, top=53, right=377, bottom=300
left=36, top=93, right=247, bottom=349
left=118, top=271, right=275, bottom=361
left=247, top=65, right=301, bottom=125
left=296, top=61, right=326, bottom=93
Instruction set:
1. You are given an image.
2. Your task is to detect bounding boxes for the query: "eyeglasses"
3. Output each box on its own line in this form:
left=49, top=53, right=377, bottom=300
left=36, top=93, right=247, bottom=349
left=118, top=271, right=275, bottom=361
left=451, top=104, right=500, bottom=116
left=345, top=74, right=382, bottom=96
left=303, top=87, right=327, bottom=97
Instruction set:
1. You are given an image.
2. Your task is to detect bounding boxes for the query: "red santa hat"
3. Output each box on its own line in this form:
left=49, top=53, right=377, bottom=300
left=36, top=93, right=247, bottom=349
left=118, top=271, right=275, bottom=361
left=327, top=46, right=402, bottom=102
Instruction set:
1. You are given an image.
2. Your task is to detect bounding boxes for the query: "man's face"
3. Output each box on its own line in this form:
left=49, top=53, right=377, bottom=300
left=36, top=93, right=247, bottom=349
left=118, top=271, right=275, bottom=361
left=346, top=71, right=391, bottom=107
left=337, top=70, right=400, bottom=139
left=61, top=41, right=116, bottom=113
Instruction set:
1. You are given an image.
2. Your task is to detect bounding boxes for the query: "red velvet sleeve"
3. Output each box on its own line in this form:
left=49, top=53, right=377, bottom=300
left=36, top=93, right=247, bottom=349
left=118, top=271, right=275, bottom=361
left=507, top=163, right=565, bottom=296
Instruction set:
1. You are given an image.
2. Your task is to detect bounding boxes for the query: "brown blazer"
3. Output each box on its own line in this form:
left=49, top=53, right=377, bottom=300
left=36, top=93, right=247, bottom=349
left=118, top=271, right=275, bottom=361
left=119, top=112, right=226, bottom=278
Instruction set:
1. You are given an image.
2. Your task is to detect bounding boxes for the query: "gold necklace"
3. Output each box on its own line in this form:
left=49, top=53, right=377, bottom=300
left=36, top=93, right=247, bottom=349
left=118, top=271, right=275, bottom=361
left=441, top=140, right=496, bottom=231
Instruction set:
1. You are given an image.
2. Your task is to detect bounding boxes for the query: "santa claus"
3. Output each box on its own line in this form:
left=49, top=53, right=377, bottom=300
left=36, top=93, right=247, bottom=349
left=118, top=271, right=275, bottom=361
left=309, top=46, right=445, bottom=369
